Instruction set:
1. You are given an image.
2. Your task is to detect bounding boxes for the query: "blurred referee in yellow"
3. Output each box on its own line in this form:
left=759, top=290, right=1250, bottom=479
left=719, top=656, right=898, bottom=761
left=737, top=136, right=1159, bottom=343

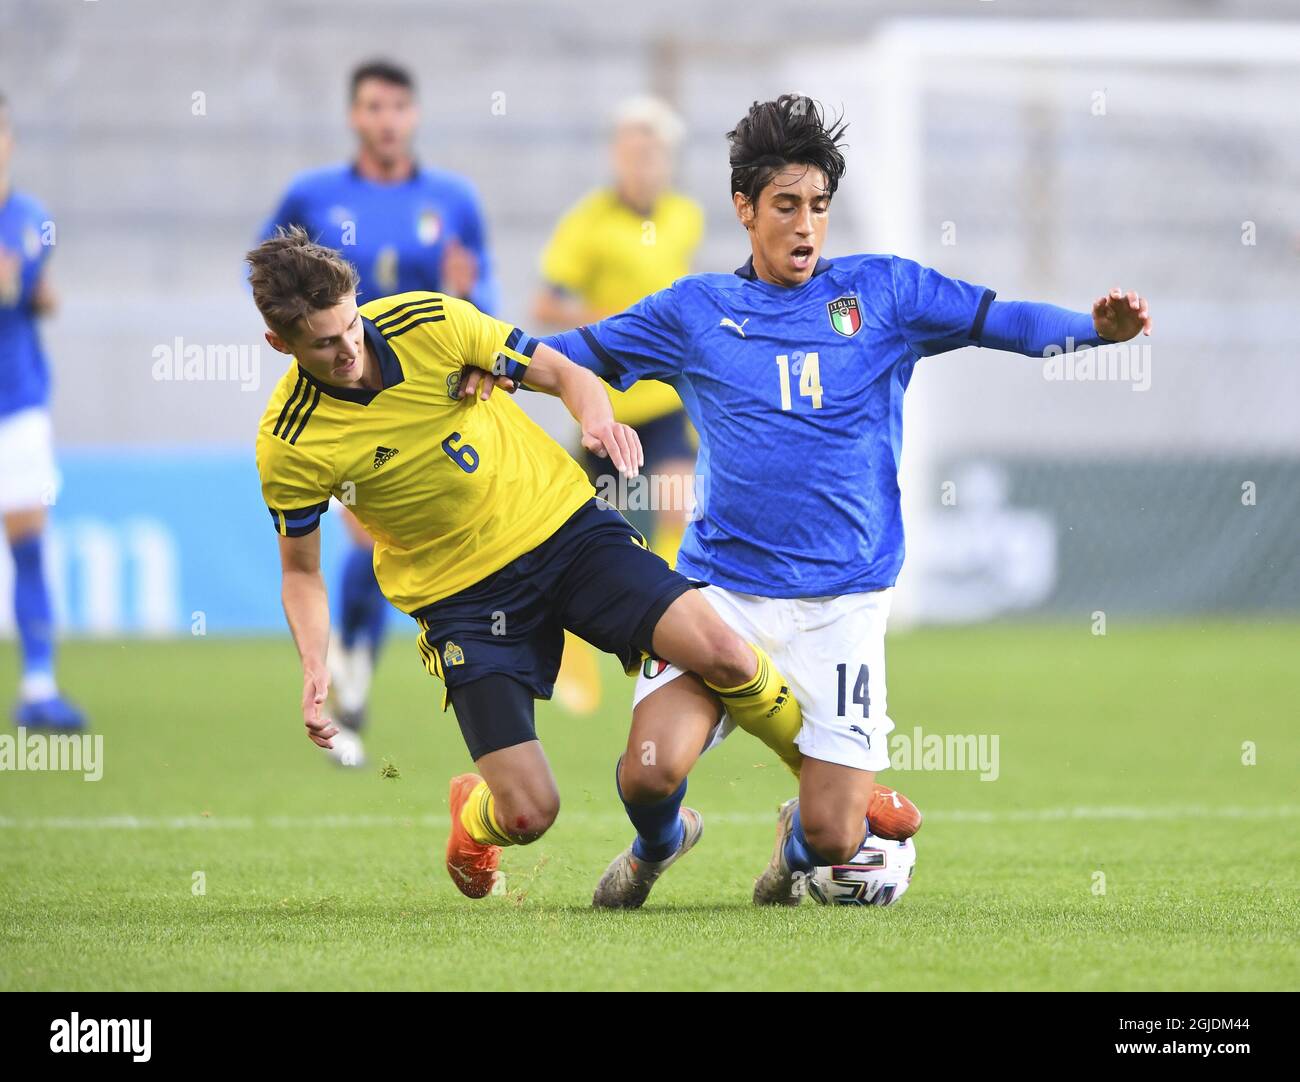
left=532, top=96, right=703, bottom=713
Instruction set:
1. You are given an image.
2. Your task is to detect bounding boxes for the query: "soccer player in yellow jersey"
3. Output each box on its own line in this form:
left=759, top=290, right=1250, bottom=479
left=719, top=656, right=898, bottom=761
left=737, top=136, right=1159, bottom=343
left=247, top=226, right=803, bottom=899
left=258, top=60, right=500, bottom=767
left=534, top=97, right=704, bottom=715
left=533, top=97, right=703, bottom=560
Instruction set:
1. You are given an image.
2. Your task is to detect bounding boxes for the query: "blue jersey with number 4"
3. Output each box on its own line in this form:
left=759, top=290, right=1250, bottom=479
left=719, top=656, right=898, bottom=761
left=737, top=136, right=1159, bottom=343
left=260, top=163, right=499, bottom=316
left=543, top=254, right=994, bottom=598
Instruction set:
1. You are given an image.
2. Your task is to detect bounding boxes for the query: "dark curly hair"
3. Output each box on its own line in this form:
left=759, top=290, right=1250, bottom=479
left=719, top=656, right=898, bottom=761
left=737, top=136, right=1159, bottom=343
left=727, top=94, right=849, bottom=205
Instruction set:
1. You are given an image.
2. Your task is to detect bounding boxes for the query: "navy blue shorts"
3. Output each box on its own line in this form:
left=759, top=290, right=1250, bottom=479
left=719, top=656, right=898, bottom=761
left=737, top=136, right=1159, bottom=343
left=412, top=498, right=694, bottom=756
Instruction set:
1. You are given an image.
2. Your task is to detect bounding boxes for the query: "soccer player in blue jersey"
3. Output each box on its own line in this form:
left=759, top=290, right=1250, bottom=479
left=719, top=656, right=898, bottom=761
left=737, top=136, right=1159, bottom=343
left=259, top=60, right=500, bottom=765
left=0, top=93, right=85, bottom=730
left=538, top=95, right=1152, bottom=907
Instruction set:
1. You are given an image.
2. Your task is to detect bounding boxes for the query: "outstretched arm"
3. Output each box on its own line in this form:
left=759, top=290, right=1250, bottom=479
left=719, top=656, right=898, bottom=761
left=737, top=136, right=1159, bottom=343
left=520, top=343, right=643, bottom=477
left=891, top=257, right=1152, bottom=359
left=979, top=288, right=1152, bottom=355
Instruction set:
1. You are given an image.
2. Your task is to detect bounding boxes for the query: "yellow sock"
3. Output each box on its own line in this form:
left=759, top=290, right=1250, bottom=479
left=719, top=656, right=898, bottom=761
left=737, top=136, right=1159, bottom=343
left=460, top=780, right=515, bottom=847
left=705, top=644, right=803, bottom=777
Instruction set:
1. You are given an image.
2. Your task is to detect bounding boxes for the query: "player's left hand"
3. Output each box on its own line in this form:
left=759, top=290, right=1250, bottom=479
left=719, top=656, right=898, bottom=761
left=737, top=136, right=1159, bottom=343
left=457, top=365, right=516, bottom=400
left=1092, top=287, right=1152, bottom=341
left=441, top=238, right=478, bottom=300
left=301, top=668, right=338, bottom=750
left=582, top=420, right=643, bottom=479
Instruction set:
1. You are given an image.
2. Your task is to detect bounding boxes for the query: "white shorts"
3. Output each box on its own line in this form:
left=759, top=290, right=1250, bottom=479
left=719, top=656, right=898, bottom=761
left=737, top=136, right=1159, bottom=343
left=633, top=585, right=895, bottom=772
left=0, top=407, right=60, bottom=514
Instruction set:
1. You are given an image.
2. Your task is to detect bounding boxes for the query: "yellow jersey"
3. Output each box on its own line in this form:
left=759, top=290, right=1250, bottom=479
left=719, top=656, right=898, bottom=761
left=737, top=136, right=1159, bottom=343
left=539, top=188, right=703, bottom=427
left=256, top=291, right=593, bottom=613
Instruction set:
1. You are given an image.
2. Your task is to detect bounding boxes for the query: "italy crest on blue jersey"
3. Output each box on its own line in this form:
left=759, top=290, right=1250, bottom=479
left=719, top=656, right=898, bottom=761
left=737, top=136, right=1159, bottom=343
left=543, top=253, right=994, bottom=599
left=827, top=295, right=862, bottom=337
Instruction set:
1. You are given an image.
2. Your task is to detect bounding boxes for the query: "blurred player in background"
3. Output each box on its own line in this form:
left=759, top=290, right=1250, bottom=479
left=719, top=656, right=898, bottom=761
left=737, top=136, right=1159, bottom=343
left=0, top=93, right=84, bottom=730
left=259, top=60, right=499, bottom=765
left=532, top=96, right=703, bottom=714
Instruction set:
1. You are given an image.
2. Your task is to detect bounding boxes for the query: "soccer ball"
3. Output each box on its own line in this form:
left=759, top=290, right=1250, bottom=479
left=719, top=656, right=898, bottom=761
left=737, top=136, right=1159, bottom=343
left=808, top=834, right=916, bottom=907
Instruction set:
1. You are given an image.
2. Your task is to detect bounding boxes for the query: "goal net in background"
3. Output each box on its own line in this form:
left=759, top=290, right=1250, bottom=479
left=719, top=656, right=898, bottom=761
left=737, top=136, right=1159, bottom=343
left=797, top=17, right=1300, bottom=623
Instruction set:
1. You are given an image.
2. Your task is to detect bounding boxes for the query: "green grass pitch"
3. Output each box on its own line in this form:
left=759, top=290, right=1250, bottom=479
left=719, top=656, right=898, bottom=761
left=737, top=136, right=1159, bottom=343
left=2, top=622, right=1297, bottom=991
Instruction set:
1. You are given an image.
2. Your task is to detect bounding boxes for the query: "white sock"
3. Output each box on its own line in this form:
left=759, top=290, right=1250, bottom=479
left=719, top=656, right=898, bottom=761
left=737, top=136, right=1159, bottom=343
left=21, top=671, right=58, bottom=703
left=328, top=636, right=373, bottom=715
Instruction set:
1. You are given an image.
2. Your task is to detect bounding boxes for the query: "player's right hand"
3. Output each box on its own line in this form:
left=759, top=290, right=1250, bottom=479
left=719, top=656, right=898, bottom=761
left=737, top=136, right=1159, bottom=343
left=582, top=420, right=643, bottom=479
left=441, top=238, right=479, bottom=300
left=0, top=247, right=21, bottom=306
left=301, top=668, right=338, bottom=749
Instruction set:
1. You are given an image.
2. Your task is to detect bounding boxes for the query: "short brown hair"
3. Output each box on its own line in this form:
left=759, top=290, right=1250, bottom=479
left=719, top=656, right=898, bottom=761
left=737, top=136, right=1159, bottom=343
left=245, top=226, right=360, bottom=338
left=350, top=59, right=415, bottom=101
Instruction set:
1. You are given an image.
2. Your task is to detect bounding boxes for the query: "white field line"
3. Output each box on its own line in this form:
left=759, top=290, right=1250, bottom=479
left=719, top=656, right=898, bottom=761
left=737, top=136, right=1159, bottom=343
left=0, top=805, right=1296, bottom=831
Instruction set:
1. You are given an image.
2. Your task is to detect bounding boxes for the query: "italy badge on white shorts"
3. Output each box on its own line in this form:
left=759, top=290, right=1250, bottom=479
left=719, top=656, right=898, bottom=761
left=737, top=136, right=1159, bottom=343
left=632, top=585, right=895, bottom=773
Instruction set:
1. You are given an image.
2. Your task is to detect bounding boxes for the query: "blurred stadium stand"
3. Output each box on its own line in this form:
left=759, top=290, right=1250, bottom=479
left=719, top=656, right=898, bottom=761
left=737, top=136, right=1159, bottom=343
left=0, top=0, right=1296, bottom=632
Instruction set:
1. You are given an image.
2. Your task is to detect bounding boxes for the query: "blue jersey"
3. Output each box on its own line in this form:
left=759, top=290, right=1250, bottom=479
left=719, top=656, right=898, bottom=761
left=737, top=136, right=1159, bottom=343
left=260, top=163, right=499, bottom=315
left=545, top=254, right=993, bottom=598
left=0, top=189, right=53, bottom=419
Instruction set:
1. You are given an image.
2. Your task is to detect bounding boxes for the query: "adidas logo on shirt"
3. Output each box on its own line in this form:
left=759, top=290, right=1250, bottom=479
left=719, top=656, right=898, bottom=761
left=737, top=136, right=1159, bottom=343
left=373, top=446, right=399, bottom=469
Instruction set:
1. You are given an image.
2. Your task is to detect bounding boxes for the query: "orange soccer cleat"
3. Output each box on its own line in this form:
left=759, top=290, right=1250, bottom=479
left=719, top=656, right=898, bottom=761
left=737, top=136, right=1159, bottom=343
left=867, top=783, right=923, bottom=841
left=445, top=773, right=502, bottom=899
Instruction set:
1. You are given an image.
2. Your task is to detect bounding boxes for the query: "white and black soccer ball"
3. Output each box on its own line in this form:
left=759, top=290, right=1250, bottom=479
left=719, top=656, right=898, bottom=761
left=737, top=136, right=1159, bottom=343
left=808, top=834, right=916, bottom=907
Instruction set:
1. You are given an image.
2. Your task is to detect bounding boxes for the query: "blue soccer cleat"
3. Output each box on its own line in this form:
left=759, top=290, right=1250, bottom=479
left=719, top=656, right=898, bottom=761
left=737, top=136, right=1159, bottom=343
left=13, top=695, right=87, bottom=732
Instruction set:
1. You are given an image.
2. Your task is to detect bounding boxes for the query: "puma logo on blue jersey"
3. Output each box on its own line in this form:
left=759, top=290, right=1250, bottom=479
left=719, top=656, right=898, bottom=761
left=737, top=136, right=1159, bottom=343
left=718, top=317, right=749, bottom=337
